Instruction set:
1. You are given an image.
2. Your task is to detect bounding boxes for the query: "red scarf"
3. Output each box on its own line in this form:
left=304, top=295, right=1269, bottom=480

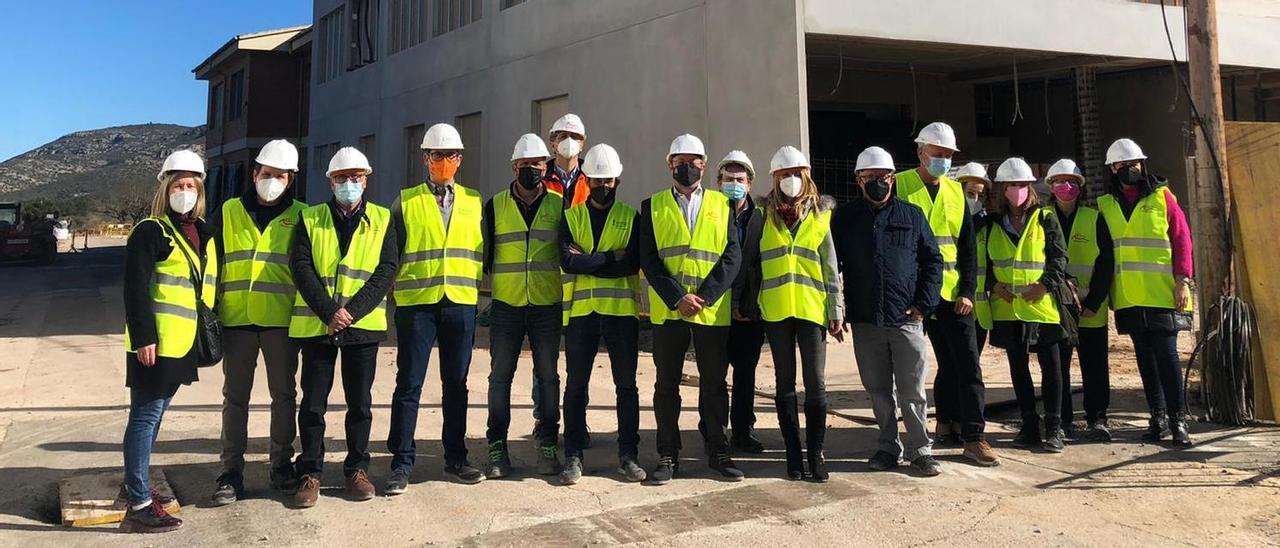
left=776, top=201, right=800, bottom=227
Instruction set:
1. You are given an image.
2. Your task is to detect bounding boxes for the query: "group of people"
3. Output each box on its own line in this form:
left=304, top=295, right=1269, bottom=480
left=119, top=115, right=1195, bottom=534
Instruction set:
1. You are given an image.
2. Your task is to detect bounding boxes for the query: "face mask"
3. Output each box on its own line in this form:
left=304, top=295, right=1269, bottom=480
left=721, top=182, right=748, bottom=201
left=966, top=196, right=983, bottom=215
left=428, top=157, right=460, bottom=182
left=255, top=177, right=287, bottom=202
left=861, top=177, right=893, bottom=203
left=778, top=176, right=803, bottom=198
left=927, top=156, right=952, bottom=178
left=1004, top=185, right=1030, bottom=208
left=334, top=181, right=364, bottom=206
left=589, top=185, right=614, bottom=205
left=1116, top=165, right=1143, bottom=186
left=673, top=163, right=702, bottom=187
left=1052, top=183, right=1081, bottom=203
left=517, top=166, right=543, bottom=190
left=169, top=190, right=198, bottom=215
left=556, top=138, right=582, bottom=158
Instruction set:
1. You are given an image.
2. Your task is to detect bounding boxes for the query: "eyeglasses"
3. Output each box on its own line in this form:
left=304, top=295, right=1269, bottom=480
left=428, top=151, right=461, bottom=161
left=338, top=175, right=366, bottom=184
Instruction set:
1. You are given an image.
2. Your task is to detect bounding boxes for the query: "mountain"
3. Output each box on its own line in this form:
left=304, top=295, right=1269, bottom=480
left=0, top=123, right=206, bottom=201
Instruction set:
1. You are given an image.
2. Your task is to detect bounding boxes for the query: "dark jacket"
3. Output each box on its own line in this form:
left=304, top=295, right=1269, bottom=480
left=982, top=207, right=1069, bottom=349
left=1055, top=203, right=1114, bottom=315
left=833, top=198, right=942, bottom=327
left=291, top=199, right=399, bottom=346
left=558, top=200, right=640, bottom=278
left=637, top=188, right=741, bottom=313
left=729, top=198, right=765, bottom=320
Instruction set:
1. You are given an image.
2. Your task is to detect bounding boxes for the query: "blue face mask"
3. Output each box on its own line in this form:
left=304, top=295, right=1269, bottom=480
left=721, top=182, right=748, bottom=201
left=927, top=156, right=952, bottom=178
left=334, top=181, right=364, bottom=206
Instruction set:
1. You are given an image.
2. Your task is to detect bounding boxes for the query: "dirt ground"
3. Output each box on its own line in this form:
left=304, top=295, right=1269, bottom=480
left=1, top=238, right=1278, bottom=547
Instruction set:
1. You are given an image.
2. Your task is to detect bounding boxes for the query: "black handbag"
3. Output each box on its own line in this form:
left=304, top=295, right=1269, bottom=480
left=159, top=221, right=223, bottom=367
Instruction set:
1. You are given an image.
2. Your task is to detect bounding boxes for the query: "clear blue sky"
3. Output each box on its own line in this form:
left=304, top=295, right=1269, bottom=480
left=0, top=1, right=311, bottom=162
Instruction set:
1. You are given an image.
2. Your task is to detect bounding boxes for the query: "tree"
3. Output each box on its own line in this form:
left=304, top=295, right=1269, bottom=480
left=98, top=180, right=153, bottom=225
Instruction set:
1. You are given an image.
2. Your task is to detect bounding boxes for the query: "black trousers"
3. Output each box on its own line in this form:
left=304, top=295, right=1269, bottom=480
left=1059, top=326, right=1111, bottom=423
left=652, top=320, right=730, bottom=458
left=925, top=302, right=987, bottom=441
left=563, top=313, right=640, bottom=459
left=1005, top=326, right=1063, bottom=428
left=764, top=319, right=828, bottom=453
left=728, top=319, right=765, bottom=436
left=296, top=342, right=379, bottom=478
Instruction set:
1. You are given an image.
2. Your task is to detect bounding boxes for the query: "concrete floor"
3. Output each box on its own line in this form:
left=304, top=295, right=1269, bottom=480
left=1, top=238, right=1278, bottom=547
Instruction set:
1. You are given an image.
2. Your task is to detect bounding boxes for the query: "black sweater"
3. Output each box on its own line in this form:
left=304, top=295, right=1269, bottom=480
left=1055, top=204, right=1115, bottom=314
left=637, top=189, right=741, bottom=312
left=558, top=200, right=640, bottom=278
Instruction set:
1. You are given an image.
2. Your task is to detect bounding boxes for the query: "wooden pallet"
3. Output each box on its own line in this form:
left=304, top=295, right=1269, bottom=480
left=59, top=469, right=180, bottom=527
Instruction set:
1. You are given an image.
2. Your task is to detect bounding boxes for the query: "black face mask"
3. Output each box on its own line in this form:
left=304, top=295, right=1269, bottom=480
left=590, top=185, right=615, bottom=205
left=861, top=177, right=893, bottom=203
left=672, top=164, right=702, bottom=187
left=517, top=166, right=543, bottom=190
left=1115, top=165, right=1144, bottom=187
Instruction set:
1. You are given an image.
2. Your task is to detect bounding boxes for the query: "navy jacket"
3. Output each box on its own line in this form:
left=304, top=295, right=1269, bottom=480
left=832, top=198, right=942, bottom=327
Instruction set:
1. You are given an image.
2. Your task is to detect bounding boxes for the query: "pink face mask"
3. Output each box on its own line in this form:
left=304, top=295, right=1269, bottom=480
left=1053, top=183, right=1081, bottom=203
left=1005, top=185, right=1031, bottom=208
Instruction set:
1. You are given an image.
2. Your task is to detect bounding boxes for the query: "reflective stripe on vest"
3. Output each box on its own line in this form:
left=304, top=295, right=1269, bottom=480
left=218, top=198, right=306, bottom=327
left=1065, top=206, right=1108, bottom=328
left=124, top=216, right=220, bottom=358
left=491, top=190, right=563, bottom=306
left=1097, top=191, right=1191, bottom=312
left=395, top=183, right=485, bottom=306
left=986, top=208, right=1060, bottom=324
left=648, top=189, right=731, bottom=326
left=896, top=170, right=966, bottom=301
left=562, top=201, right=640, bottom=324
left=288, top=203, right=391, bottom=337
left=757, top=209, right=833, bottom=326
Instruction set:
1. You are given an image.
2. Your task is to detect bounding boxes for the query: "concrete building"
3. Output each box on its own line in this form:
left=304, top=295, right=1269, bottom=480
left=301, top=0, right=1280, bottom=206
left=195, top=25, right=313, bottom=207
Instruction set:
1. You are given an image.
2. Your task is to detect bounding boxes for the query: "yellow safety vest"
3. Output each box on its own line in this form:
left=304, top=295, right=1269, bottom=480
left=896, top=170, right=966, bottom=302
left=491, top=190, right=563, bottom=306
left=1064, top=206, right=1109, bottom=328
left=985, top=208, right=1060, bottom=324
left=288, top=203, right=390, bottom=337
left=758, top=209, right=833, bottom=326
left=648, top=188, right=731, bottom=327
left=395, top=183, right=485, bottom=306
left=1097, top=191, right=1192, bottom=312
left=125, top=216, right=219, bottom=358
left=562, top=201, right=640, bottom=325
left=975, top=216, right=992, bottom=330
left=218, top=198, right=306, bottom=327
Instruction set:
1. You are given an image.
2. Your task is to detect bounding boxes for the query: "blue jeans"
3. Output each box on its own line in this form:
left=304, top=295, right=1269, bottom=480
left=122, top=383, right=179, bottom=505
left=486, top=301, right=561, bottom=447
left=1131, top=330, right=1184, bottom=415
left=388, top=301, right=476, bottom=470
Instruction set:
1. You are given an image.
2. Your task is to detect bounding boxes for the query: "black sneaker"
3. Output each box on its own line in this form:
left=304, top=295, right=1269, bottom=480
left=1084, top=419, right=1113, bottom=442
left=119, top=500, right=183, bottom=533
left=1043, top=429, right=1066, bottom=453
left=649, top=455, right=678, bottom=485
left=270, top=467, right=299, bottom=494
left=445, top=461, right=486, bottom=484
left=210, top=472, right=242, bottom=506
left=911, top=455, right=942, bottom=477
left=485, top=440, right=511, bottom=479
left=385, top=468, right=410, bottom=496
left=560, top=456, right=584, bottom=485
left=618, top=457, right=647, bottom=483
left=537, top=444, right=563, bottom=476
left=709, top=453, right=744, bottom=482
left=1013, top=422, right=1042, bottom=449
left=1170, top=413, right=1193, bottom=448
left=1142, top=413, right=1170, bottom=442
left=732, top=434, right=766, bottom=454
left=868, top=450, right=899, bottom=472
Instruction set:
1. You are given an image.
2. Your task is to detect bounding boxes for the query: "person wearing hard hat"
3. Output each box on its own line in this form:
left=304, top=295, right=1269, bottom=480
left=980, top=157, right=1070, bottom=453
left=288, top=146, right=398, bottom=508
left=558, top=143, right=646, bottom=485
left=954, top=161, right=991, bottom=352
left=210, top=139, right=308, bottom=506
left=386, top=122, right=487, bottom=491
left=1045, top=159, right=1115, bottom=443
left=119, top=149, right=218, bottom=533
left=545, top=113, right=591, bottom=208
left=897, top=122, right=996, bottom=466
left=637, top=133, right=742, bottom=484
left=714, top=150, right=768, bottom=455
left=1098, top=138, right=1194, bottom=448
left=833, top=146, right=944, bottom=477
left=752, top=146, right=843, bottom=481
left=479, top=134, right=565, bottom=480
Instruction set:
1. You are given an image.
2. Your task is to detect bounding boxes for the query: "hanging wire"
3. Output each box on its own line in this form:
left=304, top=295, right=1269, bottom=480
left=908, top=63, right=920, bottom=135
left=1043, top=77, right=1054, bottom=136
left=828, top=42, right=844, bottom=96
left=1010, top=58, right=1025, bottom=125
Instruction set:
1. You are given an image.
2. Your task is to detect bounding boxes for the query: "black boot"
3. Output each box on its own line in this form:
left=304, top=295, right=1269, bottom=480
left=777, top=398, right=805, bottom=480
left=1142, top=410, right=1170, bottom=443
left=805, top=405, right=829, bottom=483
left=1170, top=413, right=1193, bottom=448
left=1043, top=417, right=1065, bottom=453
left=785, top=446, right=806, bottom=480
left=1013, top=414, right=1041, bottom=449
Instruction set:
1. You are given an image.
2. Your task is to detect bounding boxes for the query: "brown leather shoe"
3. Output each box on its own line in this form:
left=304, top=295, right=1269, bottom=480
left=963, top=440, right=1000, bottom=467
left=346, top=470, right=375, bottom=501
left=294, top=475, right=320, bottom=508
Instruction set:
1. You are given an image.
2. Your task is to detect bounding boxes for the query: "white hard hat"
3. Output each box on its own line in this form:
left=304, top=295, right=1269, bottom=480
left=255, top=139, right=299, bottom=171
left=581, top=143, right=623, bottom=178
left=953, top=161, right=989, bottom=183
left=994, top=157, right=1036, bottom=183
left=157, top=149, right=205, bottom=181
left=1045, top=158, right=1085, bottom=183
left=549, top=114, right=585, bottom=137
left=770, top=145, right=810, bottom=173
left=421, top=123, right=465, bottom=150
left=511, top=133, right=551, bottom=162
left=668, top=134, right=706, bottom=159
left=717, top=150, right=755, bottom=179
left=1105, top=138, right=1146, bottom=165
left=855, top=146, right=895, bottom=172
left=914, top=121, right=959, bottom=152
left=327, top=146, right=373, bottom=177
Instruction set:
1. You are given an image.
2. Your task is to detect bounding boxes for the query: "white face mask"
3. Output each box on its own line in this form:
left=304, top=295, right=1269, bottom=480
left=169, top=190, right=198, bottom=215
left=778, top=176, right=803, bottom=198
left=255, top=177, right=287, bottom=202
left=556, top=138, right=582, bottom=159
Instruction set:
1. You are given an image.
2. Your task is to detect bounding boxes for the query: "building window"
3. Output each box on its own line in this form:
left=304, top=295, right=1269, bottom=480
left=433, top=0, right=482, bottom=37
left=227, top=71, right=245, bottom=121
left=404, top=124, right=426, bottom=187
left=389, top=0, right=429, bottom=54
left=500, top=0, right=527, bottom=9
left=349, top=0, right=378, bottom=69
left=317, top=7, right=344, bottom=83
left=209, top=83, right=224, bottom=129
left=455, top=112, right=482, bottom=185
left=315, top=142, right=341, bottom=175
left=532, top=94, right=569, bottom=136
left=359, top=134, right=377, bottom=169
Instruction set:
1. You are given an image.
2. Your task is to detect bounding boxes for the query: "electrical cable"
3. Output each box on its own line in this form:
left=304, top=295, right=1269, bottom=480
left=829, top=42, right=844, bottom=96
left=1010, top=58, right=1025, bottom=125
left=909, top=63, right=920, bottom=135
